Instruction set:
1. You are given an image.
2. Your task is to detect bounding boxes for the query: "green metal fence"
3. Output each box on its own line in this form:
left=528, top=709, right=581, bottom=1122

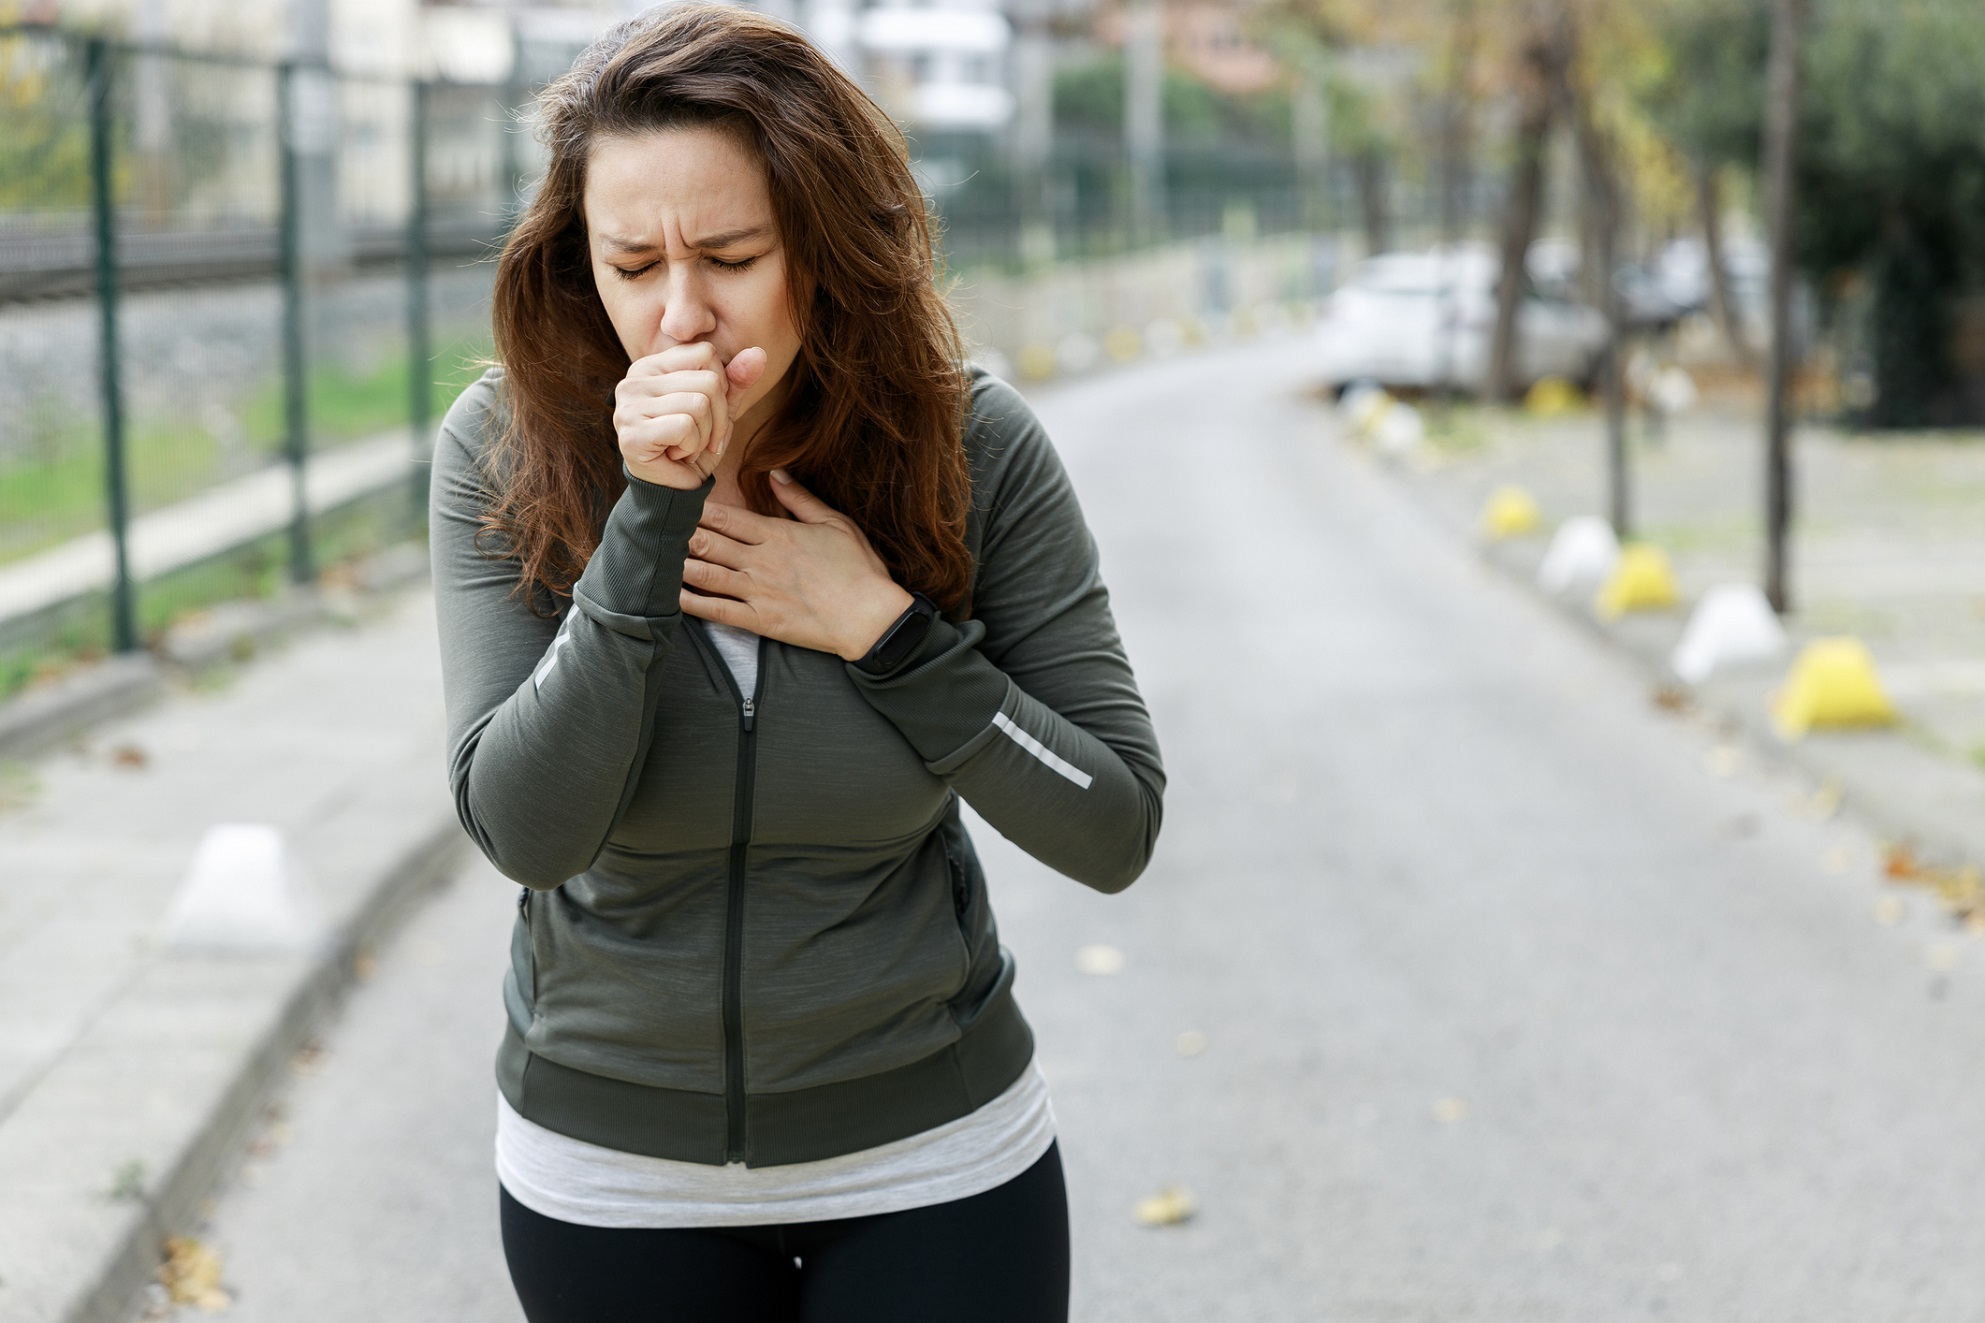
left=0, top=21, right=1369, bottom=698
left=0, top=24, right=513, bottom=695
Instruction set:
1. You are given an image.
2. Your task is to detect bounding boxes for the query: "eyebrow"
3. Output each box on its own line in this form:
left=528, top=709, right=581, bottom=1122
left=598, top=225, right=773, bottom=254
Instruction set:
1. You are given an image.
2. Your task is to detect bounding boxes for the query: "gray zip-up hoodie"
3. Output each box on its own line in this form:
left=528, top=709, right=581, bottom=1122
left=432, top=366, right=1163, bottom=1167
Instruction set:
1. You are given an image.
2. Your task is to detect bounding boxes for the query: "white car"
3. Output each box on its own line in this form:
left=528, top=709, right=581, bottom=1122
left=1314, top=245, right=1608, bottom=396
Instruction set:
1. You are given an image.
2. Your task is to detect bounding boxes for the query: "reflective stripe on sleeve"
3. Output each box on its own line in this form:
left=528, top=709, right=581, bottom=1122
left=991, top=711, right=1093, bottom=789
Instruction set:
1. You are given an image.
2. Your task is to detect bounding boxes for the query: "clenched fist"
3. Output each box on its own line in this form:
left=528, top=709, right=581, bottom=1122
left=612, top=341, right=768, bottom=490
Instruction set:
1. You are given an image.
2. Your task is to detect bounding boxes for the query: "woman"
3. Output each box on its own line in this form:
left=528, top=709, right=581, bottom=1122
left=430, top=7, right=1164, bottom=1320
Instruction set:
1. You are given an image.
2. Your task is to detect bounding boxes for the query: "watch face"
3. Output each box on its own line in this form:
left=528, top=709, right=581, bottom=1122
left=879, top=609, right=934, bottom=668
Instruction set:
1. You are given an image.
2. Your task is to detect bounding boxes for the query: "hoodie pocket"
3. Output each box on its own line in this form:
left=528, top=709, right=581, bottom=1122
left=942, top=842, right=974, bottom=994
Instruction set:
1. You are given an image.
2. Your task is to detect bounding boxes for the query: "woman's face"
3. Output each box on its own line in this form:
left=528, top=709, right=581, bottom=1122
left=584, top=126, right=802, bottom=427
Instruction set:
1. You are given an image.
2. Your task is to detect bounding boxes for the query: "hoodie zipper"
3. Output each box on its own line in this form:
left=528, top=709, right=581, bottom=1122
left=715, top=633, right=766, bottom=1164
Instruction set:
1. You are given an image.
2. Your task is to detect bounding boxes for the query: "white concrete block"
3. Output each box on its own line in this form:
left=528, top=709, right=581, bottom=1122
left=1374, top=402, right=1425, bottom=457
left=161, top=824, right=326, bottom=955
left=1672, top=583, right=1787, bottom=683
left=1537, top=516, right=1620, bottom=596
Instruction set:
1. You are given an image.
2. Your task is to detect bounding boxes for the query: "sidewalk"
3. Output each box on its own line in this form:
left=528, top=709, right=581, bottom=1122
left=1376, top=399, right=1985, bottom=875
left=0, top=579, right=459, bottom=1323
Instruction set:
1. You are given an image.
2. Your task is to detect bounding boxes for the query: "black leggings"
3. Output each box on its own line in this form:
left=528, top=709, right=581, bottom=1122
left=500, top=1142, right=1069, bottom=1323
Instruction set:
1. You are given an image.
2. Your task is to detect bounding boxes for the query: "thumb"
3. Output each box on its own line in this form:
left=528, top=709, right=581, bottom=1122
left=768, top=468, right=836, bottom=523
left=725, top=346, right=768, bottom=407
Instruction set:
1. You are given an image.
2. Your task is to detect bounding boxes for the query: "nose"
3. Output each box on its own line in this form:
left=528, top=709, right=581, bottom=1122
left=655, top=264, right=716, bottom=349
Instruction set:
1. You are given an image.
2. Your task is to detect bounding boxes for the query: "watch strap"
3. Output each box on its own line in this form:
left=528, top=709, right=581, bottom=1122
left=854, top=592, right=940, bottom=676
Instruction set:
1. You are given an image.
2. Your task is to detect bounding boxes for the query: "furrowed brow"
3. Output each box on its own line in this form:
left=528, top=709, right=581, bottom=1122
left=598, top=234, right=657, bottom=255
left=687, top=225, right=773, bottom=250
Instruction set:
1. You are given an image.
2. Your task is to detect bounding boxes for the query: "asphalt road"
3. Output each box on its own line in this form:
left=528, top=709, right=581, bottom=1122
left=181, top=337, right=1985, bottom=1322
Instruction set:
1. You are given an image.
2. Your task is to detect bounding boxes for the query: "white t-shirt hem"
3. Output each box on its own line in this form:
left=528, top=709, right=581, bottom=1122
left=495, top=1060, right=1056, bottom=1229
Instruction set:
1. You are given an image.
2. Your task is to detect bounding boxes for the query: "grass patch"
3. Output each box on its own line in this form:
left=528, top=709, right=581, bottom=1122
left=0, top=485, right=422, bottom=704
left=1425, top=404, right=1490, bottom=455
left=0, top=330, right=488, bottom=569
left=241, top=330, right=491, bottom=447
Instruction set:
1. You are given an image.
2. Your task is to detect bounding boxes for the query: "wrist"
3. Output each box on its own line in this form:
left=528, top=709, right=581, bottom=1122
left=840, top=583, right=916, bottom=662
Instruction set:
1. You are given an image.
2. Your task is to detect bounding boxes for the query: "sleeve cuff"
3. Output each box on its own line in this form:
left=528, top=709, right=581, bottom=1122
left=846, top=617, right=1013, bottom=763
left=571, top=472, right=711, bottom=622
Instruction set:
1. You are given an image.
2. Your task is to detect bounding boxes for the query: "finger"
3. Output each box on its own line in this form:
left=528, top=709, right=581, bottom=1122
left=628, top=341, right=722, bottom=378
left=625, top=391, right=716, bottom=434
left=619, top=371, right=726, bottom=408
left=680, top=587, right=757, bottom=630
left=682, top=557, right=753, bottom=599
left=724, top=346, right=768, bottom=410
left=687, top=526, right=752, bottom=570
left=768, top=469, right=840, bottom=525
left=618, top=414, right=702, bottom=460
left=698, top=499, right=773, bottom=545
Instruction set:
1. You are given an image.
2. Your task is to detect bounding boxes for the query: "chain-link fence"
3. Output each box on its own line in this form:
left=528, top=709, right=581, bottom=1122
left=0, top=25, right=515, bottom=695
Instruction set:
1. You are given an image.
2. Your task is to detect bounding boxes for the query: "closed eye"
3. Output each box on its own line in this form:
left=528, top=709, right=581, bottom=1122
left=610, top=261, right=658, bottom=281
left=708, top=254, right=759, bottom=272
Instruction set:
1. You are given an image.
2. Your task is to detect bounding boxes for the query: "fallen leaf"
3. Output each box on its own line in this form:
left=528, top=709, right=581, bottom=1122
left=110, top=743, right=149, bottom=769
left=1134, top=1186, right=1196, bottom=1226
left=1651, top=685, right=1692, bottom=714
left=1174, top=1030, right=1206, bottom=1058
left=1074, top=944, right=1125, bottom=976
left=353, top=951, right=379, bottom=982
left=1875, top=896, right=1905, bottom=926
left=159, top=1236, right=229, bottom=1310
left=1878, top=846, right=1984, bottom=918
left=1810, top=780, right=1843, bottom=821
left=1432, top=1096, right=1469, bottom=1124
left=1884, top=843, right=1924, bottom=881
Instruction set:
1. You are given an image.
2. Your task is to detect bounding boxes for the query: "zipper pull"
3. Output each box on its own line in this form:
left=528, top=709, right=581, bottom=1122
left=740, top=698, right=756, bottom=732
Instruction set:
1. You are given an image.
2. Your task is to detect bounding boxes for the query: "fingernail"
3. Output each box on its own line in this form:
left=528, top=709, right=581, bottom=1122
left=771, top=469, right=792, bottom=485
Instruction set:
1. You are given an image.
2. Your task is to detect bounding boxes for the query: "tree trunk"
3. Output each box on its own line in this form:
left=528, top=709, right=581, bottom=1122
left=1565, top=32, right=1629, bottom=538
left=1761, top=0, right=1806, bottom=612
left=1434, top=0, right=1478, bottom=397
left=1489, top=8, right=1566, bottom=402
left=1354, top=147, right=1390, bottom=257
left=1693, top=161, right=1753, bottom=367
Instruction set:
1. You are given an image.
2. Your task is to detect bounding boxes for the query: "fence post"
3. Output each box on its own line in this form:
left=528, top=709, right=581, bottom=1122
left=407, top=78, right=432, bottom=520
left=276, top=61, right=314, bottom=585
left=87, top=37, right=139, bottom=653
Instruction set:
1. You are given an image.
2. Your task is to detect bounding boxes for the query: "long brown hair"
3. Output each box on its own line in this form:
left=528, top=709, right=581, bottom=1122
left=486, top=5, right=972, bottom=614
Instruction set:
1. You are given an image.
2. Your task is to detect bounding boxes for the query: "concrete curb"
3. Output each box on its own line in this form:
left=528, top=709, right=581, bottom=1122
left=0, top=655, right=166, bottom=763
left=0, top=541, right=430, bottom=765
left=0, top=543, right=459, bottom=1323
left=0, top=798, right=465, bottom=1323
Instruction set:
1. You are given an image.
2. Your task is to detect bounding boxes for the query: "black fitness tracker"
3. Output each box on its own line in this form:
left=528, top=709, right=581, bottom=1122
left=854, top=592, right=940, bottom=676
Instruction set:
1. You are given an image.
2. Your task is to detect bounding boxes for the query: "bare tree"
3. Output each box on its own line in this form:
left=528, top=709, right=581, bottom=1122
left=1563, top=19, right=1629, bottom=538
left=1488, top=6, right=1569, bottom=401
left=1762, top=0, right=1806, bottom=612
left=1692, top=161, right=1754, bottom=367
left=1354, top=146, right=1390, bottom=256
left=1433, top=0, right=1479, bottom=397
